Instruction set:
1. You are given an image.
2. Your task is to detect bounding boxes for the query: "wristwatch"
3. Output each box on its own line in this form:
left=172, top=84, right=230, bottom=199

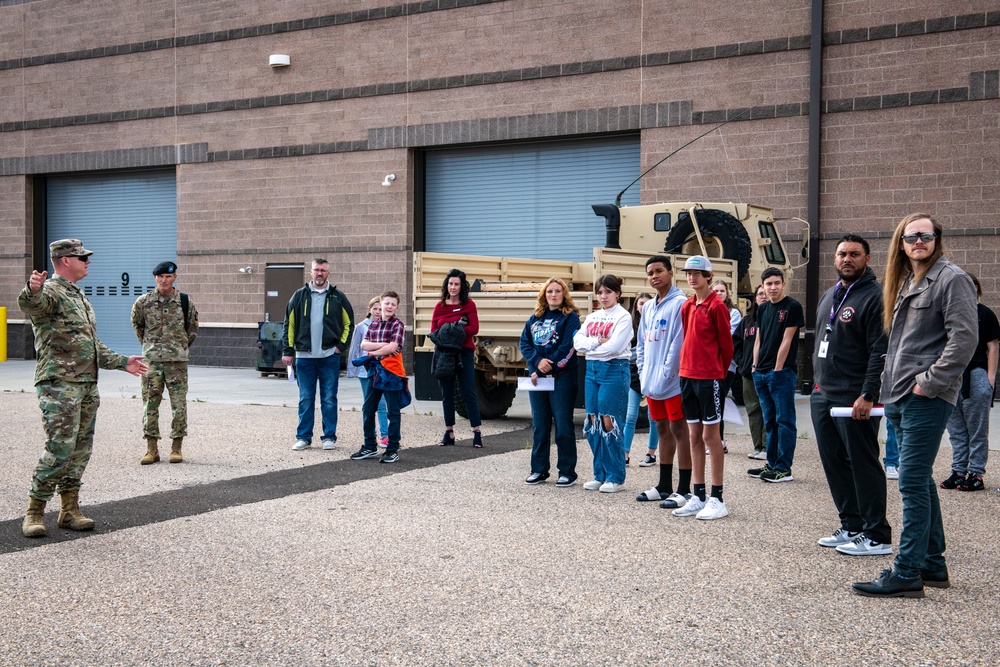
left=861, top=392, right=875, bottom=403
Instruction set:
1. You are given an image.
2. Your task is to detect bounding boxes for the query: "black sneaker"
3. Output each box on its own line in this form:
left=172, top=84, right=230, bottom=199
left=350, top=448, right=380, bottom=460
left=379, top=451, right=398, bottom=464
left=761, top=469, right=794, bottom=483
left=555, top=475, right=577, bottom=488
left=957, top=473, right=985, bottom=492
left=852, top=568, right=924, bottom=598
left=525, top=472, right=550, bottom=485
left=638, top=454, right=656, bottom=467
left=748, top=464, right=772, bottom=479
left=940, top=471, right=965, bottom=489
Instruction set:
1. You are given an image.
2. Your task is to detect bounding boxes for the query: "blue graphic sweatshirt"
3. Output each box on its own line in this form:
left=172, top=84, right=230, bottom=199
left=519, top=308, right=581, bottom=377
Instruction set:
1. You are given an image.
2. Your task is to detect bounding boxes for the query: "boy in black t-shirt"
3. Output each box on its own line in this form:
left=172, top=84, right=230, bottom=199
left=749, top=267, right=805, bottom=483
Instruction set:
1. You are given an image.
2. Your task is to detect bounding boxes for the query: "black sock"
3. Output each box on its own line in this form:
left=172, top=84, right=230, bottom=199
left=711, top=485, right=724, bottom=501
left=677, top=468, right=692, bottom=496
left=693, top=483, right=707, bottom=502
left=656, top=464, right=674, bottom=495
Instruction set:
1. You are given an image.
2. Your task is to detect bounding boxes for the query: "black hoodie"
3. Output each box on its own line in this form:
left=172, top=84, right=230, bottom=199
left=811, top=266, right=887, bottom=404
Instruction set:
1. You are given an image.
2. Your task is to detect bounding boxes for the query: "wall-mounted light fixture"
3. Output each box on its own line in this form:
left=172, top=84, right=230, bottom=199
left=382, top=174, right=396, bottom=187
left=269, top=54, right=290, bottom=68
left=238, top=266, right=253, bottom=274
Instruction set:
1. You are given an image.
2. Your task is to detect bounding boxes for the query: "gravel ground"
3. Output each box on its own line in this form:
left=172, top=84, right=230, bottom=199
left=1, top=362, right=999, bottom=666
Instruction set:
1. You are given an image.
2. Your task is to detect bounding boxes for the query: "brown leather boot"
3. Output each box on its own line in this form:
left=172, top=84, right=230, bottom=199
left=22, top=497, right=47, bottom=538
left=169, top=437, right=183, bottom=463
left=141, top=437, right=159, bottom=465
left=57, top=490, right=96, bottom=531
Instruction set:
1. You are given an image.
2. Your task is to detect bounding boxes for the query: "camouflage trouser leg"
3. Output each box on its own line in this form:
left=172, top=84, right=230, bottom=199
left=142, top=361, right=188, bottom=439
left=30, top=381, right=100, bottom=501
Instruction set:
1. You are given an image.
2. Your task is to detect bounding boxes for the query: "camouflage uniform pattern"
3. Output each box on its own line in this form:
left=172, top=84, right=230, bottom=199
left=17, top=275, right=128, bottom=501
left=132, top=289, right=198, bottom=439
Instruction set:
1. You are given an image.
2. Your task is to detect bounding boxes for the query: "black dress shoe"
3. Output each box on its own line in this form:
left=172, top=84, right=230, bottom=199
left=920, top=567, right=950, bottom=589
left=852, top=568, right=924, bottom=598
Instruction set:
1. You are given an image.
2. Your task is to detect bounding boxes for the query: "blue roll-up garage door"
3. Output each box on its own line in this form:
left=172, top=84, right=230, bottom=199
left=47, top=170, right=178, bottom=356
left=424, top=136, right=640, bottom=261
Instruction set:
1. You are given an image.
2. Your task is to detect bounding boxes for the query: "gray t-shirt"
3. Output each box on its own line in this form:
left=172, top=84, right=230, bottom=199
left=296, top=284, right=339, bottom=359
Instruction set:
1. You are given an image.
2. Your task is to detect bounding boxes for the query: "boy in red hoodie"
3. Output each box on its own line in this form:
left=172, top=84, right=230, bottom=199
left=673, top=256, right=734, bottom=520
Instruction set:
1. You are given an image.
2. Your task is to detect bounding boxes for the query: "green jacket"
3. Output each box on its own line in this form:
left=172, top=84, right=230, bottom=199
left=18, top=275, right=128, bottom=384
left=282, top=283, right=354, bottom=356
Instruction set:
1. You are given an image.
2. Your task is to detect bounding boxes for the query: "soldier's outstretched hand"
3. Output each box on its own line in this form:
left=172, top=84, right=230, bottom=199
left=28, top=270, right=47, bottom=292
left=125, top=355, right=149, bottom=376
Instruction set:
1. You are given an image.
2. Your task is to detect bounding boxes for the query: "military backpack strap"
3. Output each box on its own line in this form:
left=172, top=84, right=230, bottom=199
left=180, top=292, right=189, bottom=331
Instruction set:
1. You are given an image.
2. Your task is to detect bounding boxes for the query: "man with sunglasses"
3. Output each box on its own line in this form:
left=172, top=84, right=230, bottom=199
left=853, top=215, right=977, bottom=598
left=17, top=239, right=148, bottom=538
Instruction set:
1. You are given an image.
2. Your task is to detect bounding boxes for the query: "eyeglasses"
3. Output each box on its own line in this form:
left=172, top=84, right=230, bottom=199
left=902, top=232, right=936, bottom=244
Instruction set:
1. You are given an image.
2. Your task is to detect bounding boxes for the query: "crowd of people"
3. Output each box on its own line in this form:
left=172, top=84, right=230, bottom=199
left=16, top=213, right=997, bottom=598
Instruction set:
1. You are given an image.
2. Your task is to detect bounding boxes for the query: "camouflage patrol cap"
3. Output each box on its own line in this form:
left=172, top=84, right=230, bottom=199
left=49, top=238, right=94, bottom=259
left=153, top=261, right=177, bottom=276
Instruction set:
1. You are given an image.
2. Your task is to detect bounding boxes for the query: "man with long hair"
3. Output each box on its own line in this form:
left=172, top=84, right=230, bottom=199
left=853, top=214, right=977, bottom=598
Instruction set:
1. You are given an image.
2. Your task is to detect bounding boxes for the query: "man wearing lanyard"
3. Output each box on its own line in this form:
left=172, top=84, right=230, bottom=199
left=810, top=235, right=892, bottom=556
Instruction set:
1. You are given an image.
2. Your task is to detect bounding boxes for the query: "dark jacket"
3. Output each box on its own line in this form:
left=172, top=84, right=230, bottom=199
left=429, top=317, right=467, bottom=379
left=733, top=315, right=757, bottom=380
left=519, top=309, right=581, bottom=377
left=811, top=267, right=887, bottom=404
left=282, top=283, right=354, bottom=357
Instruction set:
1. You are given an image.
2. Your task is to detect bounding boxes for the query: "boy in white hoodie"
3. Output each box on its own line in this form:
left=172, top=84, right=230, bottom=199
left=634, top=255, right=693, bottom=509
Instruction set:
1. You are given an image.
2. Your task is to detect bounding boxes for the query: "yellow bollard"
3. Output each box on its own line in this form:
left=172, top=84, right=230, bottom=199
left=0, top=306, right=6, bottom=362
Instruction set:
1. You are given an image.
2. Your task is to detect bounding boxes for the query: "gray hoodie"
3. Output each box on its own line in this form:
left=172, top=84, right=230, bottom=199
left=636, top=285, right=687, bottom=400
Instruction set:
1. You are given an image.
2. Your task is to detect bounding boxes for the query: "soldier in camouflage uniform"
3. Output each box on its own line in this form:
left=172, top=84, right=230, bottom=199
left=131, top=260, right=199, bottom=465
left=17, top=239, right=148, bottom=538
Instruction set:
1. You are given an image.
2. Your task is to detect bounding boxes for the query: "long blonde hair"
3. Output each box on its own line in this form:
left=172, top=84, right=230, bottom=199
left=534, top=277, right=580, bottom=317
left=882, top=212, right=945, bottom=333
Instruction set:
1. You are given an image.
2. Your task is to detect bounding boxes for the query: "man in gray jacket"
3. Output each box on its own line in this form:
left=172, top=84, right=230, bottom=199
left=853, top=214, right=977, bottom=598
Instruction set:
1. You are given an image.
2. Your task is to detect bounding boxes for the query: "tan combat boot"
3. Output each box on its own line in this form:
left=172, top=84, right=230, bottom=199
left=141, top=436, right=159, bottom=465
left=22, top=497, right=46, bottom=538
left=169, top=437, right=183, bottom=463
left=57, top=490, right=96, bottom=531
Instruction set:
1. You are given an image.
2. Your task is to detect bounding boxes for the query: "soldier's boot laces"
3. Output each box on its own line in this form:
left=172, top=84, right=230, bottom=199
left=169, top=437, right=183, bottom=464
left=57, top=490, right=95, bottom=531
left=140, top=437, right=159, bottom=465
left=22, top=497, right=47, bottom=538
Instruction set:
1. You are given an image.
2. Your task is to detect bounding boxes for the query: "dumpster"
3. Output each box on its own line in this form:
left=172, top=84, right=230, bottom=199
left=257, top=321, right=286, bottom=377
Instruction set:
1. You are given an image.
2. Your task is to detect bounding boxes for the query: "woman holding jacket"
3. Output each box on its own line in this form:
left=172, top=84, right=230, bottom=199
left=520, top=277, right=581, bottom=487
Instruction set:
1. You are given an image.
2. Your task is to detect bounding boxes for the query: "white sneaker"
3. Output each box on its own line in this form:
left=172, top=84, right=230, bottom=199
left=291, top=440, right=310, bottom=451
left=599, top=482, right=624, bottom=493
left=321, top=439, right=336, bottom=450
left=672, top=496, right=706, bottom=517
left=582, top=480, right=603, bottom=491
left=749, top=450, right=768, bottom=460
left=817, top=528, right=861, bottom=548
left=696, top=497, right=728, bottom=520
left=835, top=535, right=893, bottom=556
left=885, top=465, right=899, bottom=480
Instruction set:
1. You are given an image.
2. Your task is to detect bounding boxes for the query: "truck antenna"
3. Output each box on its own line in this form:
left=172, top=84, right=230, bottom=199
left=614, top=120, right=731, bottom=208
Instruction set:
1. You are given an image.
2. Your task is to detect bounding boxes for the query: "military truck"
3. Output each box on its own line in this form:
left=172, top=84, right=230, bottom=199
left=412, top=202, right=809, bottom=418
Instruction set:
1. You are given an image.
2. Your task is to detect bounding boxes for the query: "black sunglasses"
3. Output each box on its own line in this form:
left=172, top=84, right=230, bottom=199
left=902, top=232, right=936, bottom=244
left=70, top=255, right=91, bottom=262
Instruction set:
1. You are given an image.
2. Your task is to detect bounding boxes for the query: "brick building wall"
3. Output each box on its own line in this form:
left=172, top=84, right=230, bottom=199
left=1, top=0, right=998, bottom=366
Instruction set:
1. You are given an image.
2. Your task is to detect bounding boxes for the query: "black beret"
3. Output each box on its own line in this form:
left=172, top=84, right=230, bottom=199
left=153, top=261, right=177, bottom=276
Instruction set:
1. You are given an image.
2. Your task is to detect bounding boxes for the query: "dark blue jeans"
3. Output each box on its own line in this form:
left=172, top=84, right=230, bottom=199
left=363, top=386, right=402, bottom=454
left=752, top=368, right=798, bottom=472
left=295, top=354, right=340, bottom=442
left=438, top=347, right=481, bottom=428
left=885, top=393, right=954, bottom=577
left=528, top=370, right=578, bottom=479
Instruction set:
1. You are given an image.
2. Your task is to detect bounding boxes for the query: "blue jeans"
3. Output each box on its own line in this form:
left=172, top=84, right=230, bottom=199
left=583, top=359, right=629, bottom=485
left=528, top=371, right=578, bottom=479
left=623, top=388, right=659, bottom=454
left=752, top=368, right=798, bottom=472
left=884, top=420, right=899, bottom=468
left=294, top=354, right=340, bottom=442
left=885, top=393, right=954, bottom=577
left=363, top=386, right=402, bottom=454
left=359, top=375, right=389, bottom=438
left=438, top=347, right=481, bottom=428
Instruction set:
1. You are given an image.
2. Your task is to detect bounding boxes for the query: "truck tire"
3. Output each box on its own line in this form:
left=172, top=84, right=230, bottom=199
left=663, top=208, right=753, bottom=280
left=455, top=370, right=518, bottom=420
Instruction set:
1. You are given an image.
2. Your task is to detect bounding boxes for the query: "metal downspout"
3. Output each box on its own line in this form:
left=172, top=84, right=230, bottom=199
left=801, top=0, right=824, bottom=390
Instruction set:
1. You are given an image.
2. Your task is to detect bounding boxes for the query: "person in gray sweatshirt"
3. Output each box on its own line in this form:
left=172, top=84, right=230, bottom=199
left=634, top=255, right=692, bottom=510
